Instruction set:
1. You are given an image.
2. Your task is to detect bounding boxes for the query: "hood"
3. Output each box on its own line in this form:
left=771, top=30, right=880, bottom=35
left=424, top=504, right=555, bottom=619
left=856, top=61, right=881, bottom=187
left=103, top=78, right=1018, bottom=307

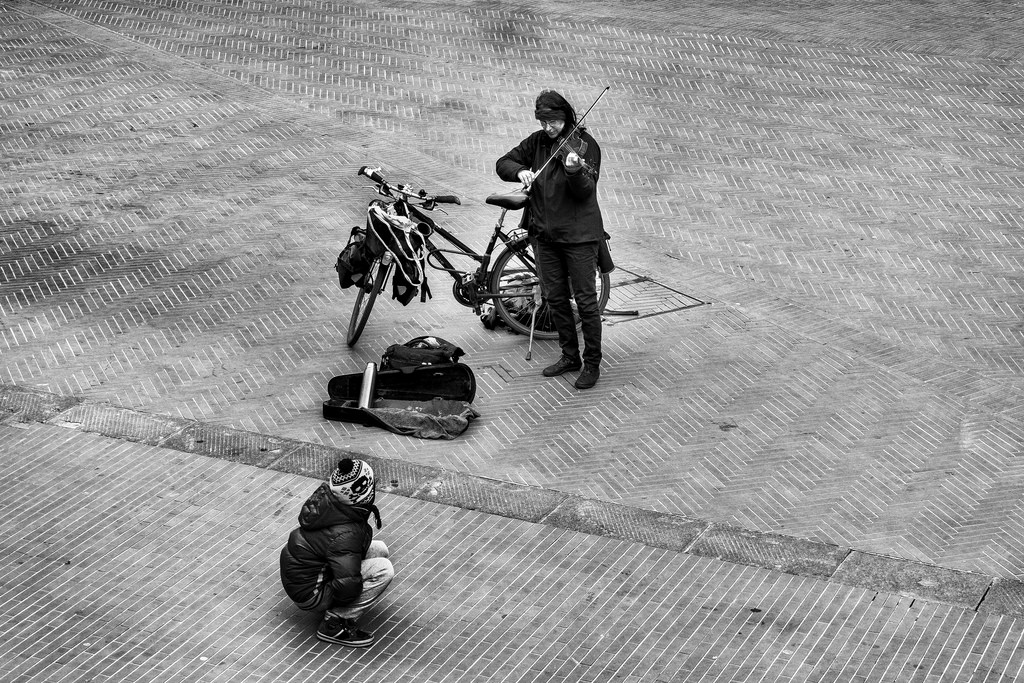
left=298, top=482, right=374, bottom=530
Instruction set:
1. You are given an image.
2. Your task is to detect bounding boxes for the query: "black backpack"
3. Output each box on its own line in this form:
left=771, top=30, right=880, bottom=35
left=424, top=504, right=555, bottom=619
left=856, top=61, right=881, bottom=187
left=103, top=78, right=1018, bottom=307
left=380, top=336, right=465, bottom=372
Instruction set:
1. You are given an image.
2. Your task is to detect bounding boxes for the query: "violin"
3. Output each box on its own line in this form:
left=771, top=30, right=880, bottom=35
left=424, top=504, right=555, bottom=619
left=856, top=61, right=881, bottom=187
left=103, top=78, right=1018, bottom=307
left=554, top=129, right=595, bottom=175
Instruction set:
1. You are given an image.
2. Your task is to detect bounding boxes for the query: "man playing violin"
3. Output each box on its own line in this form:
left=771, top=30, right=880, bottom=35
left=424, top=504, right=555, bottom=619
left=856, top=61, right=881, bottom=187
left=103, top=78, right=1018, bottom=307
left=496, top=89, right=605, bottom=389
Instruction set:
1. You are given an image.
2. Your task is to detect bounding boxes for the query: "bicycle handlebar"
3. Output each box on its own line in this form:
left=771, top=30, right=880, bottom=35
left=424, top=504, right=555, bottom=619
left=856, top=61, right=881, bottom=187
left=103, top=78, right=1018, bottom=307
left=358, top=166, right=386, bottom=184
left=357, top=166, right=461, bottom=207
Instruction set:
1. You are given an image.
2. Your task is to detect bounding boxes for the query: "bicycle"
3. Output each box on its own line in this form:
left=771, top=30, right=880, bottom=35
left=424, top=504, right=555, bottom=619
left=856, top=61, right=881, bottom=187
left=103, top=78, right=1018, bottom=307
left=341, top=166, right=610, bottom=348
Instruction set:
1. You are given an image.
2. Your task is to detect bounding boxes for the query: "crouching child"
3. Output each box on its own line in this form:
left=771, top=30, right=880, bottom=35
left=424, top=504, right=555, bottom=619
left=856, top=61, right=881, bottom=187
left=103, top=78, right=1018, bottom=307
left=280, top=458, right=394, bottom=647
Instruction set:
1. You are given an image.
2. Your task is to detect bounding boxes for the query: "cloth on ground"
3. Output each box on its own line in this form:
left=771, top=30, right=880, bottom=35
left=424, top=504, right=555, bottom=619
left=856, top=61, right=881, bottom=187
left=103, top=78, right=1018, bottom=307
left=362, top=398, right=479, bottom=440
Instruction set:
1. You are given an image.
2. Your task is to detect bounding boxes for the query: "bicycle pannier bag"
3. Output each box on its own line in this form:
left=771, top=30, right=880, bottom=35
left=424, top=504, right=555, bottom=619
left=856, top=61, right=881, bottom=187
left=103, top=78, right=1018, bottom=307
left=391, top=268, right=421, bottom=306
left=362, top=200, right=389, bottom=258
left=364, top=201, right=431, bottom=305
left=336, top=226, right=371, bottom=289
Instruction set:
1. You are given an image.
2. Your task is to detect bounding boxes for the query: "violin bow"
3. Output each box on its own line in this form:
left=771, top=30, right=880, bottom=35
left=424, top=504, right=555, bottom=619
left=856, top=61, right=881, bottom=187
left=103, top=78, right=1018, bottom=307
left=531, top=85, right=610, bottom=180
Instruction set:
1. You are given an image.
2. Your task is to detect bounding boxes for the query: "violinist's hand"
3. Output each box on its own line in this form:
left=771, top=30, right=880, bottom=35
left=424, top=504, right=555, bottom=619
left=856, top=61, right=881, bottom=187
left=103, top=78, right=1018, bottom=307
left=564, top=151, right=582, bottom=171
left=518, top=169, right=537, bottom=189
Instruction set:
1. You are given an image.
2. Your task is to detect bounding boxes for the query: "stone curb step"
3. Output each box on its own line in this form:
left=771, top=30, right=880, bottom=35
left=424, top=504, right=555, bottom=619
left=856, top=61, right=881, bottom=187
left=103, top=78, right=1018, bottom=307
left=3, top=381, right=1022, bottom=618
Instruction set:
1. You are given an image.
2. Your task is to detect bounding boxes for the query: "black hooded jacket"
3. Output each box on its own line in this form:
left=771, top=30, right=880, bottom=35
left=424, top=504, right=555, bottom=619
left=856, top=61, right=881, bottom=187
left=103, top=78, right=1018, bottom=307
left=279, top=483, right=379, bottom=606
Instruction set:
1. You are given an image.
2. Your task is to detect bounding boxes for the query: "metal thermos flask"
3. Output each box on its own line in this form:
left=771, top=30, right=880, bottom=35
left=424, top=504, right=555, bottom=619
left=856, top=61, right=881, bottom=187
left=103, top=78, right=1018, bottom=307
left=358, top=362, right=377, bottom=409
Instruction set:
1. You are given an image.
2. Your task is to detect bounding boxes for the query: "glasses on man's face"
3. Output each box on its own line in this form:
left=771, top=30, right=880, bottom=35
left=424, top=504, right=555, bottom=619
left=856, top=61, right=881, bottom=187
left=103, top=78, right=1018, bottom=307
left=538, top=119, right=565, bottom=130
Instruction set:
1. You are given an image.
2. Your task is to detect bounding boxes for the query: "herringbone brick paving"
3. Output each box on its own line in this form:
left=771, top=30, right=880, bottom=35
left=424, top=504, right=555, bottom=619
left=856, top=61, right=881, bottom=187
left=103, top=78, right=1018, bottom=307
left=2, top=420, right=1024, bottom=682
left=2, top=0, right=1024, bottom=677
left=3, top=0, right=1024, bottom=573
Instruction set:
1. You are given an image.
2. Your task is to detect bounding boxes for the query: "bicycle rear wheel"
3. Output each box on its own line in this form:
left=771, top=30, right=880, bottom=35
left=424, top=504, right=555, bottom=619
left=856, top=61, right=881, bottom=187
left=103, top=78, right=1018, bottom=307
left=346, top=255, right=391, bottom=347
left=489, top=239, right=610, bottom=339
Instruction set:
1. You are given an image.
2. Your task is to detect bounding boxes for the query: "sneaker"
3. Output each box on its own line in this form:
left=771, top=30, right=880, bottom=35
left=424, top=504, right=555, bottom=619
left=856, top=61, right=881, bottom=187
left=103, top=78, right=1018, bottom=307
left=542, top=355, right=582, bottom=377
left=575, top=364, right=600, bottom=390
left=316, top=616, right=374, bottom=648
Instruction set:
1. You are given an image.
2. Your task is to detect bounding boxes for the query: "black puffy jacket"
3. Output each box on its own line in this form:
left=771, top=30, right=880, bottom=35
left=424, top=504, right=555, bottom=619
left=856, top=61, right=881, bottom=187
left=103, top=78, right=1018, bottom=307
left=279, top=483, right=379, bottom=606
left=496, top=129, right=604, bottom=244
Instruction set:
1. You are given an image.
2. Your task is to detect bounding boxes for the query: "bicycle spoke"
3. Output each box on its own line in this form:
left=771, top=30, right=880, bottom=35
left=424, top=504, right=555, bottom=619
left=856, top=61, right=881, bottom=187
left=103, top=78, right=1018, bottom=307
left=488, top=238, right=610, bottom=339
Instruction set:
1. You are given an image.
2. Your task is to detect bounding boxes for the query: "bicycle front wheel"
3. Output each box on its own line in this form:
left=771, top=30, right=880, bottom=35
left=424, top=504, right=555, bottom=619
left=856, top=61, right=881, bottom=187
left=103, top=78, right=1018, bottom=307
left=489, top=239, right=610, bottom=339
left=346, top=255, right=391, bottom=347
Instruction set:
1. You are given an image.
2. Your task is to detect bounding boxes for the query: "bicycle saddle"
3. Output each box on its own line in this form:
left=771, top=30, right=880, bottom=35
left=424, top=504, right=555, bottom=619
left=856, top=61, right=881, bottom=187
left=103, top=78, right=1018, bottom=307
left=485, top=191, right=528, bottom=211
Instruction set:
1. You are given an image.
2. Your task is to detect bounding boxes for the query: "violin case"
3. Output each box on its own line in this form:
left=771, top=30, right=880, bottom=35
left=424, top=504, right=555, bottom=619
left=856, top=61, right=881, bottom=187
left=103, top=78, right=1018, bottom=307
left=322, top=362, right=476, bottom=425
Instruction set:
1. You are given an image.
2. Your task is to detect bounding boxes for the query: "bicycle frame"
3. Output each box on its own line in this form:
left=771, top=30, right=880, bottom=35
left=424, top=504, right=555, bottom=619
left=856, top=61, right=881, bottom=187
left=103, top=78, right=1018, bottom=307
left=401, top=202, right=532, bottom=314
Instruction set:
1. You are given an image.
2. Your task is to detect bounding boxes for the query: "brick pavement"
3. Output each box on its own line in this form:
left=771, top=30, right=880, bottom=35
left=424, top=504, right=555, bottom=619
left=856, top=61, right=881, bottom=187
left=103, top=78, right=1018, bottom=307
left=2, top=0, right=1024, bottom=679
left=3, top=416, right=1024, bottom=682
